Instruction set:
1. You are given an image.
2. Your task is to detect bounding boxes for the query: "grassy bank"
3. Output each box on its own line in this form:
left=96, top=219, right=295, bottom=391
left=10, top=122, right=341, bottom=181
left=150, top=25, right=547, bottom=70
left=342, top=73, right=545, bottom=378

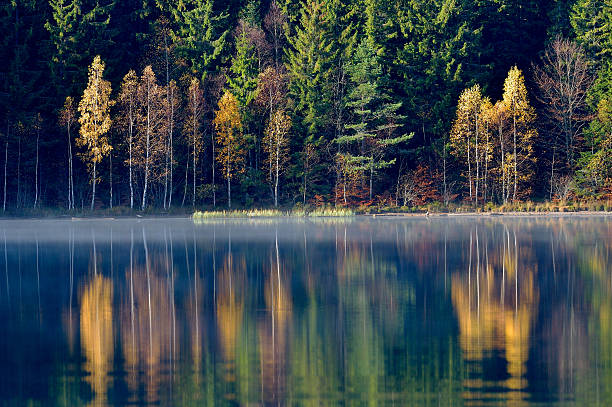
left=192, top=206, right=355, bottom=219
left=0, top=199, right=609, bottom=219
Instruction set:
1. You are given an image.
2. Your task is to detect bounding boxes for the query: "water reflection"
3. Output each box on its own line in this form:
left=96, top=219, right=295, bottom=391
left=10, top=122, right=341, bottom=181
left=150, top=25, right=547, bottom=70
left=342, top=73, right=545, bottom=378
left=0, top=217, right=609, bottom=406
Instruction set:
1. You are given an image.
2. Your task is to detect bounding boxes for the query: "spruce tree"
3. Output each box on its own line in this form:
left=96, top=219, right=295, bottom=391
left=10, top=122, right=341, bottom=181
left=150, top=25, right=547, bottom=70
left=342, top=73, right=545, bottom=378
left=286, top=0, right=335, bottom=139
left=340, top=37, right=411, bottom=201
left=170, top=0, right=229, bottom=80
left=227, top=28, right=259, bottom=109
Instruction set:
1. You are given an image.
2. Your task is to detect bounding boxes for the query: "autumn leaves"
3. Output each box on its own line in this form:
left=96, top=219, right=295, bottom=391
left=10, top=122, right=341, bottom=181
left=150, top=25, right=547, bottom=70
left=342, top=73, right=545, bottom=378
left=73, top=55, right=289, bottom=210
left=450, top=67, right=537, bottom=205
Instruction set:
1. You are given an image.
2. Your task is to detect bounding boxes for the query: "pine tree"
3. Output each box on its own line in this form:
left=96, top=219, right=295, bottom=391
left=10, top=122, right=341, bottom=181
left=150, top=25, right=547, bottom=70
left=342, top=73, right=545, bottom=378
left=77, top=56, right=113, bottom=211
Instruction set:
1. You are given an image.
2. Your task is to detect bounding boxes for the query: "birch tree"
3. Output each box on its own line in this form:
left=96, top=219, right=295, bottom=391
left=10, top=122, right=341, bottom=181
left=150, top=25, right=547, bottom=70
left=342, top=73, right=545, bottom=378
left=59, top=97, right=76, bottom=210
left=77, top=56, right=112, bottom=211
left=213, top=92, right=245, bottom=209
left=450, top=85, right=486, bottom=204
left=165, top=79, right=179, bottom=208
left=136, top=66, right=166, bottom=210
left=184, top=78, right=204, bottom=208
left=118, top=70, right=138, bottom=209
left=263, top=110, right=291, bottom=207
left=502, top=66, right=537, bottom=201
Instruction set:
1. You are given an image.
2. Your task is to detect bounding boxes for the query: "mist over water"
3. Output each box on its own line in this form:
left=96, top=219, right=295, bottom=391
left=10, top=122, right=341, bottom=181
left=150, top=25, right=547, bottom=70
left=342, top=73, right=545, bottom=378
left=0, top=216, right=610, bottom=406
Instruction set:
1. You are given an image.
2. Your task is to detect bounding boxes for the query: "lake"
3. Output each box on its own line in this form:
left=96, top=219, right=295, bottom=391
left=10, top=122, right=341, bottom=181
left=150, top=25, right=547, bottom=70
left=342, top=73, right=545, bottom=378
left=0, top=216, right=610, bottom=406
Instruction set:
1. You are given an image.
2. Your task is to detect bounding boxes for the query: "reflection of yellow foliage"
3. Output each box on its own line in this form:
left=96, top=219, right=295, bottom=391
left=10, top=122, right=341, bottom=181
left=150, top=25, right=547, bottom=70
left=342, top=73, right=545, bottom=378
left=120, top=259, right=175, bottom=402
left=216, top=254, right=245, bottom=363
left=259, top=269, right=292, bottom=403
left=452, top=246, right=538, bottom=406
left=80, top=275, right=113, bottom=405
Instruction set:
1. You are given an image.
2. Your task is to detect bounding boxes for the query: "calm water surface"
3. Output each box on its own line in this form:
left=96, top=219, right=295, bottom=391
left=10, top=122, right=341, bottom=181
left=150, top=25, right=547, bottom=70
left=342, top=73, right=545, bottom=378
left=0, top=216, right=610, bottom=406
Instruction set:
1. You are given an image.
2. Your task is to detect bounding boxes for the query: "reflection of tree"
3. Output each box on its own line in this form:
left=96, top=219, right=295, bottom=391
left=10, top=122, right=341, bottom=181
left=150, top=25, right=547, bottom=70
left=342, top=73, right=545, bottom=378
left=80, top=275, right=113, bottom=406
left=451, top=227, right=538, bottom=406
left=215, top=252, right=246, bottom=402
left=120, top=257, right=174, bottom=404
left=259, top=235, right=292, bottom=404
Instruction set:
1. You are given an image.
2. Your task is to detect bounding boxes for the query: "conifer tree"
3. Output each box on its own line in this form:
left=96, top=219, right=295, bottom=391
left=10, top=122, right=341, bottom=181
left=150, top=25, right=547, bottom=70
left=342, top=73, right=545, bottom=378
left=170, top=0, right=229, bottom=80
left=213, top=92, right=245, bottom=208
left=286, top=0, right=335, bottom=137
left=340, top=37, right=411, bottom=201
left=45, top=0, right=82, bottom=97
left=227, top=26, right=259, bottom=109
left=77, top=56, right=113, bottom=211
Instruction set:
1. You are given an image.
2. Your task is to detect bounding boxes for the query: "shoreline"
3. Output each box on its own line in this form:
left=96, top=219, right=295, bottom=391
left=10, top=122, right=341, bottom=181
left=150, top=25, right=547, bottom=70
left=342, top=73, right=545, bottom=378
left=0, top=211, right=609, bottom=221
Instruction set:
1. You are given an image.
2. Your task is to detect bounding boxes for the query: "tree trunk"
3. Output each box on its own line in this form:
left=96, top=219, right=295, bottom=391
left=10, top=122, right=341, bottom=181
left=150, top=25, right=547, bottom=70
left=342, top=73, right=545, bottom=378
left=211, top=132, right=216, bottom=207
left=549, top=145, right=556, bottom=201
left=513, top=109, right=517, bottom=202
left=17, top=134, right=20, bottom=208
left=169, top=97, right=174, bottom=208
left=274, top=137, right=279, bottom=207
left=227, top=168, right=231, bottom=209
left=129, top=121, right=133, bottom=209
left=91, top=161, right=96, bottom=211
left=34, top=129, right=39, bottom=208
left=443, top=139, right=447, bottom=205
left=499, top=118, right=506, bottom=204
left=182, top=143, right=189, bottom=208
left=369, top=158, right=373, bottom=201
left=109, top=153, right=113, bottom=209
left=142, top=99, right=150, bottom=211
left=467, top=125, right=472, bottom=203
left=192, top=122, right=196, bottom=208
left=475, top=112, right=479, bottom=206
left=68, top=122, right=74, bottom=210
left=3, top=124, right=8, bottom=212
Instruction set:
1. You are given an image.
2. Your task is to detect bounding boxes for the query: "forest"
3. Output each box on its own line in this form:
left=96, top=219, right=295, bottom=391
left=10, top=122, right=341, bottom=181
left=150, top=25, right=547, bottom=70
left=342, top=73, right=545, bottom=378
left=0, top=0, right=610, bottom=212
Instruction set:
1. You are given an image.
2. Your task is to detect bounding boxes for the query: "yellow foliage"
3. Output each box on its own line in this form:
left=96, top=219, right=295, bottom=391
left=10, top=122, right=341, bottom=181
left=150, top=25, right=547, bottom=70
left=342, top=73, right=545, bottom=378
left=77, top=56, right=113, bottom=167
left=214, top=91, right=246, bottom=182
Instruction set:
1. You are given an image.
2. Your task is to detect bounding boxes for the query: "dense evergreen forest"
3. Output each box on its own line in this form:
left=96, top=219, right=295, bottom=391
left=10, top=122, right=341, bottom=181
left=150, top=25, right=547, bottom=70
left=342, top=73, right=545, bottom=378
left=0, top=0, right=610, bottom=211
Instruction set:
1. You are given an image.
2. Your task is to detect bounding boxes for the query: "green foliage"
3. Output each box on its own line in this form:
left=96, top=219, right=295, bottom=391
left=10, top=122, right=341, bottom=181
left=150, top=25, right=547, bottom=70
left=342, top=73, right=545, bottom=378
left=227, top=27, right=259, bottom=109
left=340, top=36, right=411, bottom=196
left=170, top=0, right=229, bottom=80
left=286, top=0, right=335, bottom=139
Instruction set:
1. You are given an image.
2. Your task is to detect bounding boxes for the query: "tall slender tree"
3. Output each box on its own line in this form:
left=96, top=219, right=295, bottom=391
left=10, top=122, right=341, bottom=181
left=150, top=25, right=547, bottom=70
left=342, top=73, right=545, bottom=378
left=77, top=56, right=113, bottom=210
left=118, top=70, right=138, bottom=209
left=502, top=66, right=538, bottom=201
left=136, top=66, right=166, bottom=210
left=185, top=78, right=205, bottom=207
left=213, top=91, right=245, bottom=208
left=263, top=110, right=291, bottom=207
